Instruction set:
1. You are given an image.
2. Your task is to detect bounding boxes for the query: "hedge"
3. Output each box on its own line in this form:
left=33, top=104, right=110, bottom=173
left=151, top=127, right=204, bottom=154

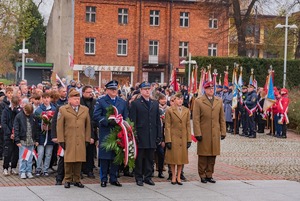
left=185, top=56, right=300, bottom=88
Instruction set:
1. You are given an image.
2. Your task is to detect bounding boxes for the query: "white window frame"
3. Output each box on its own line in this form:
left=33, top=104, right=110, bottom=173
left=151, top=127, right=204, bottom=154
left=85, top=38, right=96, bottom=55
left=117, top=39, right=128, bottom=56
left=86, top=6, right=96, bottom=22
left=209, top=13, right=218, bottom=29
left=118, top=8, right=128, bottom=24
left=150, top=10, right=160, bottom=26
left=179, top=42, right=188, bottom=57
left=208, top=43, right=217, bottom=57
left=180, top=12, right=189, bottom=27
left=149, top=40, right=159, bottom=56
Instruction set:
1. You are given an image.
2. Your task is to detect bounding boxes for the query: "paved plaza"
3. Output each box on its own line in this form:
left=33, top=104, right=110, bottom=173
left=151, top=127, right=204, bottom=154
left=0, top=129, right=299, bottom=200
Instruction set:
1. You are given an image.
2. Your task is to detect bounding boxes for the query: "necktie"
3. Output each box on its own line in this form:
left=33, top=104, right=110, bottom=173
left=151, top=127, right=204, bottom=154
left=112, top=99, right=116, bottom=106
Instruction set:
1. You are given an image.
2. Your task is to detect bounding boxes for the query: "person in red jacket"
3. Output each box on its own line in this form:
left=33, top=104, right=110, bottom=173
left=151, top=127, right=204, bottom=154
left=277, top=88, right=289, bottom=138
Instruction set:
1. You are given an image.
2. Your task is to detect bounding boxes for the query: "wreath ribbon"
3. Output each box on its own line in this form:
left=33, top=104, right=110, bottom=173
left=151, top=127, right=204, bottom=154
left=108, top=106, right=137, bottom=166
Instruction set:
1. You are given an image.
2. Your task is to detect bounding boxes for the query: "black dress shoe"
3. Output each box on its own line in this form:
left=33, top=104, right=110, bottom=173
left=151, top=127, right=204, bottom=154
left=176, top=179, right=183, bottom=185
left=200, top=178, right=207, bottom=183
left=64, top=182, right=71, bottom=188
left=101, top=181, right=107, bottom=187
left=110, top=181, right=122, bottom=187
left=144, top=179, right=155, bottom=186
left=55, top=180, right=62, bottom=185
left=158, top=172, right=165, bottom=178
left=180, top=174, right=186, bottom=181
left=206, top=178, right=216, bottom=183
left=136, top=180, right=144, bottom=186
left=167, top=174, right=172, bottom=181
left=87, top=172, right=95, bottom=178
left=74, top=182, right=84, bottom=188
left=171, top=181, right=176, bottom=185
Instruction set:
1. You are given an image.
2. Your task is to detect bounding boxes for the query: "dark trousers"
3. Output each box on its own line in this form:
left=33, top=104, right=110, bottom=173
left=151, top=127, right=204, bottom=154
left=100, top=159, right=118, bottom=182
left=241, top=111, right=248, bottom=134
left=49, top=144, right=58, bottom=168
left=198, top=156, right=216, bottom=179
left=248, top=114, right=256, bottom=136
left=64, top=162, right=82, bottom=183
left=156, top=144, right=164, bottom=173
left=0, top=129, right=3, bottom=157
left=135, top=148, right=155, bottom=182
left=3, top=140, right=19, bottom=169
left=257, top=113, right=266, bottom=133
left=82, top=144, right=95, bottom=174
left=56, top=156, right=64, bottom=182
left=282, top=122, right=287, bottom=137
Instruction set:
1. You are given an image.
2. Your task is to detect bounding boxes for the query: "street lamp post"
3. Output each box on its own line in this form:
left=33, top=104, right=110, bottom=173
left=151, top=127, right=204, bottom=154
left=18, top=39, right=28, bottom=80
left=275, top=14, right=298, bottom=88
left=180, top=52, right=197, bottom=89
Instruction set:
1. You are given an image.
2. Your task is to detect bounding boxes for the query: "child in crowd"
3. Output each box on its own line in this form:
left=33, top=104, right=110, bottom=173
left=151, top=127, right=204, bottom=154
left=14, top=103, right=39, bottom=179
left=2, top=96, right=22, bottom=176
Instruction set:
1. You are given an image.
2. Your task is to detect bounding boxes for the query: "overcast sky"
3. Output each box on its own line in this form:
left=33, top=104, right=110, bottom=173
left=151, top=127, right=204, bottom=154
left=35, top=0, right=300, bottom=24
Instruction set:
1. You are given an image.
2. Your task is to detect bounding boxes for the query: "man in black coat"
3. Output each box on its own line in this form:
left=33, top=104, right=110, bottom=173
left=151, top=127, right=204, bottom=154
left=80, top=85, right=98, bottom=178
left=129, top=81, right=162, bottom=186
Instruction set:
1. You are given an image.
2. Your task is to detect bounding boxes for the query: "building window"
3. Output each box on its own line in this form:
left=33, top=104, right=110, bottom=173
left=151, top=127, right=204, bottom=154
left=208, top=43, right=217, bottom=56
left=118, top=8, right=128, bottom=24
left=86, top=6, right=96, bottom=22
left=117, top=39, right=128, bottom=56
left=150, top=10, right=160, bottom=26
left=85, top=38, right=95, bottom=55
left=180, top=12, right=189, bottom=27
left=209, top=18, right=218, bottom=29
left=179, top=42, right=188, bottom=57
left=149, top=41, right=159, bottom=56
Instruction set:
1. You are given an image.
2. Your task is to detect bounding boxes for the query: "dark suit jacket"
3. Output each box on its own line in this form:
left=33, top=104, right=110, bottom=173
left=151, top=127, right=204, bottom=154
left=129, top=97, right=162, bottom=149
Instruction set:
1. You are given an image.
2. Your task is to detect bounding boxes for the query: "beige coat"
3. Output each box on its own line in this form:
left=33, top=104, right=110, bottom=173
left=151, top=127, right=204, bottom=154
left=57, top=104, right=91, bottom=162
left=192, top=95, right=226, bottom=156
left=164, top=106, right=191, bottom=165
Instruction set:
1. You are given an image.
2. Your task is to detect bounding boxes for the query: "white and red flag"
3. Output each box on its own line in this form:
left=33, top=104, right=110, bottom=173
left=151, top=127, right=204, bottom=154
left=55, top=73, right=66, bottom=88
left=33, top=149, right=38, bottom=161
left=22, top=148, right=32, bottom=161
left=57, top=145, right=64, bottom=157
left=68, top=52, right=74, bottom=69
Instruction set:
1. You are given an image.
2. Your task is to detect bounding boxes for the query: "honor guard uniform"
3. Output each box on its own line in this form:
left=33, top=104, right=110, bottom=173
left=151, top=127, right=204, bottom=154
left=240, top=85, right=248, bottom=136
left=277, top=88, right=289, bottom=138
left=244, top=84, right=258, bottom=138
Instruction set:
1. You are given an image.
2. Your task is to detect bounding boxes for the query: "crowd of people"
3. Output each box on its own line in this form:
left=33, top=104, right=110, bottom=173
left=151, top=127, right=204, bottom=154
left=0, top=77, right=289, bottom=188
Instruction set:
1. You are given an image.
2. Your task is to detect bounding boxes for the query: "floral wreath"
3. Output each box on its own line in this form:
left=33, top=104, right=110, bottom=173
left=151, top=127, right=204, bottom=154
left=101, top=105, right=137, bottom=171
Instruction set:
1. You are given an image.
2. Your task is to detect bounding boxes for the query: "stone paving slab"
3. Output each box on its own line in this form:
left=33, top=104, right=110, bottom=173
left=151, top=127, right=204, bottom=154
left=0, top=129, right=299, bottom=187
left=0, top=181, right=299, bottom=201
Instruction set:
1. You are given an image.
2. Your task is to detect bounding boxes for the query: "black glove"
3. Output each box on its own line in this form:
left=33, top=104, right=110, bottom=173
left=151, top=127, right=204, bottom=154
left=156, top=137, right=162, bottom=146
left=221, top=136, right=226, bottom=140
left=195, top=136, right=202, bottom=142
left=86, top=142, right=89, bottom=147
left=108, top=120, right=117, bottom=127
left=59, top=142, right=65, bottom=150
left=166, top=142, right=171, bottom=150
left=187, top=142, right=191, bottom=149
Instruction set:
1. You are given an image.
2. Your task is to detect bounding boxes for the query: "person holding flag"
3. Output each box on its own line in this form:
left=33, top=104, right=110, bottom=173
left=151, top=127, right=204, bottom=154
left=14, top=103, right=39, bottom=179
left=277, top=88, right=289, bottom=138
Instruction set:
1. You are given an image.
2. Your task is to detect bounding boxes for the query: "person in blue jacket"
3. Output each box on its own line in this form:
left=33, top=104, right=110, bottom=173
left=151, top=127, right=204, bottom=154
left=93, top=80, right=128, bottom=188
left=34, top=92, right=56, bottom=176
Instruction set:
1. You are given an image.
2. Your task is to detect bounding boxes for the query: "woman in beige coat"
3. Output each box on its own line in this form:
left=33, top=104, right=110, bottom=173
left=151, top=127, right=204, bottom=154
left=165, top=92, right=192, bottom=185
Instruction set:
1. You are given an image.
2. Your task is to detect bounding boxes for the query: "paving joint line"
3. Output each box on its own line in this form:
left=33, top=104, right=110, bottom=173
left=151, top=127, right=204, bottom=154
left=85, top=185, right=112, bottom=201
left=26, top=186, right=44, bottom=201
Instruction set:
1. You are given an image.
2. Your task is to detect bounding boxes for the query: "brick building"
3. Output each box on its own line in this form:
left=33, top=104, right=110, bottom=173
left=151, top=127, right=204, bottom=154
left=47, top=0, right=229, bottom=87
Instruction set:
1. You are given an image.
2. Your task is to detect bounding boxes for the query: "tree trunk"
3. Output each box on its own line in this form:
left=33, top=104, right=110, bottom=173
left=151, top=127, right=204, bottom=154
left=295, top=31, right=300, bottom=59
